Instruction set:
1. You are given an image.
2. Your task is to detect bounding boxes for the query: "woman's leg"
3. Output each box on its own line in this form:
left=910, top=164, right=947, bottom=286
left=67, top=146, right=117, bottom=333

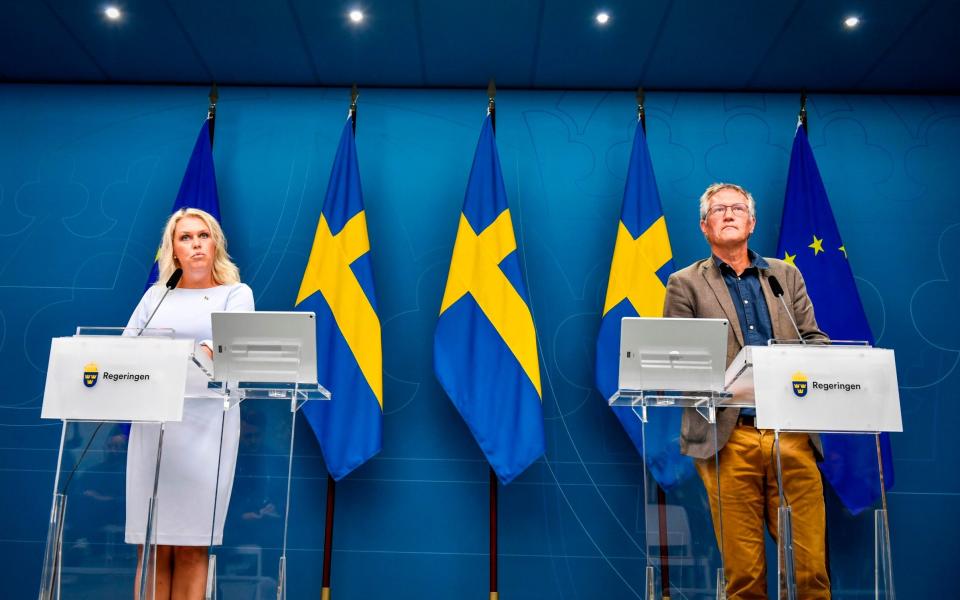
left=134, top=544, right=173, bottom=600
left=171, top=545, right=210, bottom=599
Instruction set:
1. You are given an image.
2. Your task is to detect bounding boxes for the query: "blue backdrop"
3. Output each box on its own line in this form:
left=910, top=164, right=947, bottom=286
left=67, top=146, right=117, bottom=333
left=1, top=84, right=958, bottom=598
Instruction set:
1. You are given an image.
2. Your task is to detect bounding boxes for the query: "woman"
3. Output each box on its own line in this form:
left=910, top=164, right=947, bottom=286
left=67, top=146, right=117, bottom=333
left=124, top=208, right=253, bottom=599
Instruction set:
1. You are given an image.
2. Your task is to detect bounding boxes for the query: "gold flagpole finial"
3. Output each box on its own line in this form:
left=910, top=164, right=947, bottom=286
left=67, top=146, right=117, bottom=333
left=487, top=79, right=497, bottom=131
left=350, top=84, right=359, bottom=132
left=207, top=82, right=218, bottom=119
left=487, top=79, right=497, bottom=114
left=207, top=82, right=219, bottom=144
left=799, top=90, right=808, bottom=132
left=636, top=86, right=646, bottom=131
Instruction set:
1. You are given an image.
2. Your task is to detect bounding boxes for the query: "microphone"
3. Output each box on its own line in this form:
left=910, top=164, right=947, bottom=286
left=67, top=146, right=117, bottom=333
left=767, top=275, right=805, bottom=344
left=138, top=268, right=183, bottom=336
left=165, top=267, right=183, bottom=290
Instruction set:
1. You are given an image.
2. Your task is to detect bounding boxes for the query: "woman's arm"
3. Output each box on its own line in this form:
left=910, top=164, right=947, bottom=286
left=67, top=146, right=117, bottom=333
left=225, top=283, right=255, bottom=312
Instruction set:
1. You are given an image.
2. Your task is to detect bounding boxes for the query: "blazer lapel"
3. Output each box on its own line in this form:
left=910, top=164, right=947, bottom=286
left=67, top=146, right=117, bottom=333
left=701, top=260, right=745, bottom=347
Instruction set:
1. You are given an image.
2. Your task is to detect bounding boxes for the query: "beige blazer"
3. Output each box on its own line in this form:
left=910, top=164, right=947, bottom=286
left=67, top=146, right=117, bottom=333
left=663, top=256, right=828, bottom=460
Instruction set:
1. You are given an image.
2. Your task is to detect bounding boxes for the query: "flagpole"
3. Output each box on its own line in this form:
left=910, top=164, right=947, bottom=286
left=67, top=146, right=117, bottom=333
left=318, top=86, right=359, bottom=600
left=484, top=78, right=500, bottom=600
left=637, top=87, right=673, bottom=600
left=321, top=473, right=335, bottom=600
left=207, top=82, right=218, bottom=143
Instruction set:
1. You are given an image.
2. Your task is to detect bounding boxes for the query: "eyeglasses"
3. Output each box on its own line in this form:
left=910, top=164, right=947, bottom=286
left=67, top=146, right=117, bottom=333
left=707, top=203, right=750, bottom=218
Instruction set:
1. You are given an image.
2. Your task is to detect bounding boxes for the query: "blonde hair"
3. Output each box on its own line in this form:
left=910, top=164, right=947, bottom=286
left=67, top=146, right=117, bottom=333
left=698, top=182, right=756, bottom=221
left=157, top=208, right=240, bottom=286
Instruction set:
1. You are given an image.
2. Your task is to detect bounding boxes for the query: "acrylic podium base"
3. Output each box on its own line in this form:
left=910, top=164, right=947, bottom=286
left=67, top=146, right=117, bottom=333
left=207, top=380, right=330, bottom=600
left=615, top=390, right=730, bottom=600
left=874, top=509, right=895, bottom=599
left=643, top=560, right=727, bottom=599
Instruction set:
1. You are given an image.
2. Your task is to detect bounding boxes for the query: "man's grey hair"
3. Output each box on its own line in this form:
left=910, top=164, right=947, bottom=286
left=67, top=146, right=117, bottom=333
left=698, top=182, right=756, bottom=221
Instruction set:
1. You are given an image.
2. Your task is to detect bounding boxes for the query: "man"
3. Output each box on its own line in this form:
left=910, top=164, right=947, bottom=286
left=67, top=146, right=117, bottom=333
left=663, top=182, right=830, bottom=599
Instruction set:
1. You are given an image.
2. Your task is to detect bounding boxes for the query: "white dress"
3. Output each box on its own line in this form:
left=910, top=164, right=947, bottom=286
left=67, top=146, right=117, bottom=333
left=124, top=283, right=254, bottom=546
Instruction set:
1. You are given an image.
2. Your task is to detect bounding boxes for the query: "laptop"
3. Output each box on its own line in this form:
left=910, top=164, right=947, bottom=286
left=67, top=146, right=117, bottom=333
left=618, top=317, right=729, bottom=393
left=211, top=311, right=318, bottom=386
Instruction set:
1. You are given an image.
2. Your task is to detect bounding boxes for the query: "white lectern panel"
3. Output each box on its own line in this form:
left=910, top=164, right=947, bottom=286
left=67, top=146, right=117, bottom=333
left=41, top=336, right=193, bottom=422
left=748, top=345, right=902, bottom=432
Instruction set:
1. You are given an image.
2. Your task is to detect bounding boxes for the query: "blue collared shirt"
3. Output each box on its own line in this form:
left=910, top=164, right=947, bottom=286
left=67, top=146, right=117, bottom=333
left=714, top=250, right=774, bottom=416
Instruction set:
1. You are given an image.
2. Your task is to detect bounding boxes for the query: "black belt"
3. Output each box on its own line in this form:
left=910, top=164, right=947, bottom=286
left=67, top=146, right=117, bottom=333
left=737, top=414, right=757, bottom=428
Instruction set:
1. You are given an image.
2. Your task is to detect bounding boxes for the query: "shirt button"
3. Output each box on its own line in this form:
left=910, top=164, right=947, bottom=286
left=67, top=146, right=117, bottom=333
left=744, top=300, right=749, bottom=304
left=749, top=325, right=754, bottom=330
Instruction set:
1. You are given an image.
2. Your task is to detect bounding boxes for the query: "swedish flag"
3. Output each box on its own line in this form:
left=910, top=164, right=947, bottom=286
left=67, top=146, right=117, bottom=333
left=777, top=125, right=894, bottom=513
left=145, top=119, right=221, bottom=288
left=595, top=123, right=694, bottom=490
left=433, top=116, right=544, bottom=484
left=296, top=120, right=382, bottom=480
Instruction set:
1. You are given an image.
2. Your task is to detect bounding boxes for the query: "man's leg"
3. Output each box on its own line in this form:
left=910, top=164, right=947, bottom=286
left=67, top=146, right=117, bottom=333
left=696, top=425, right=769, bottom=599
left=763, top=431, right=831, bottom=600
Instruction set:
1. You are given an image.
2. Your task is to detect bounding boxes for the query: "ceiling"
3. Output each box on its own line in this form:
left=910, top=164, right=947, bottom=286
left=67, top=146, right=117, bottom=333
left=2, top=0, right=958, bottom=93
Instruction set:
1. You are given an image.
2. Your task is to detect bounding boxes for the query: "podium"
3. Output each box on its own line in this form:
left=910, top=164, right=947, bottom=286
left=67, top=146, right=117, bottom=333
left=724, top=342, right=902, bottom=600
left=39, top=327, right=197, bottom=600
left=39, top=322, right=328, bottom=600
left=613, top=317, right=731, bottom=600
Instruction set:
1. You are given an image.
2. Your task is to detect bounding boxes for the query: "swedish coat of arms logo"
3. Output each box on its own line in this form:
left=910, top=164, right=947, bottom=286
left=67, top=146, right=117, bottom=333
left=83, top=362, right=99, bottom=388
left=792, top=371, right=808, bottom=398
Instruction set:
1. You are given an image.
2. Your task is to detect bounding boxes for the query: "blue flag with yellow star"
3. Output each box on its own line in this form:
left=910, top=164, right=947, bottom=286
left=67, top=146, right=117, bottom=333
left=777, top=125, right=894, bottom=514
left=295, top=120, right=382, bottom=480
left=595, top=123, right=694, bottom=490
left=433, top=116, right=545, bottom=484
left=145, top=119, right=221, bottom=288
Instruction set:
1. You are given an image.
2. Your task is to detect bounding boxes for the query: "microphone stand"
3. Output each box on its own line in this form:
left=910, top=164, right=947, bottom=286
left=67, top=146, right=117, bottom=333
left=766, top=274, right=802, bottom=600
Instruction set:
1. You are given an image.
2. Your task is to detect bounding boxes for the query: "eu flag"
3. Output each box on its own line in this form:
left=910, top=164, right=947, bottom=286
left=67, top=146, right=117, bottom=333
left=433, top=116, right=545, bottom=484
left=145, top=119, right=221, bottom=287
left=777, top=125, right=894, bottom=514
left=296, top=120, right=382, bottom=480
left=595, top=123, right=694, bottom=490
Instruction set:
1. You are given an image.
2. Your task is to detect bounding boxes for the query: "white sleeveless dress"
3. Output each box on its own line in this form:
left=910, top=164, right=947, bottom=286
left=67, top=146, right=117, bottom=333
left=124, top=283, right=254, bottom=545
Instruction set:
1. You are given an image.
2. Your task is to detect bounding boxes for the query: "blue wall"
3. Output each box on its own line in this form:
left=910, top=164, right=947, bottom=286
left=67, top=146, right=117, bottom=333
left=1, top=84, right=958, bottom=598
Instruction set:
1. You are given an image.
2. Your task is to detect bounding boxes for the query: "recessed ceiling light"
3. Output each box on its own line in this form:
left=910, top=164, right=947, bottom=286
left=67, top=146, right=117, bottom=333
left=104, top=6, right=121, bottom=21
left=596, top=11, right=611, bottom=25
left=348, top=9, right=364, bottom=24
left=844, top=15, right=860, bottom=29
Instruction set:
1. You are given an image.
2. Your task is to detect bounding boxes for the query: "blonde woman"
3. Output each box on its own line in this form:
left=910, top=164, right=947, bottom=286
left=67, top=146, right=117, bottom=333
left=124, top=208, right=253, bottom=599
